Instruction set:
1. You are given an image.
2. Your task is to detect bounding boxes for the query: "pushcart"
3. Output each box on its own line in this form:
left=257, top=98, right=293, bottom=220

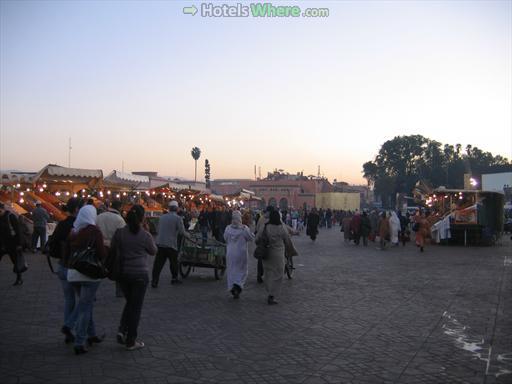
left=179, top=234, right=227, bottom=280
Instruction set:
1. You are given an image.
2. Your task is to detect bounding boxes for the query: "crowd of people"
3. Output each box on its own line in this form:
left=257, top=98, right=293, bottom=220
left=0, top=198, right=436, bottom=356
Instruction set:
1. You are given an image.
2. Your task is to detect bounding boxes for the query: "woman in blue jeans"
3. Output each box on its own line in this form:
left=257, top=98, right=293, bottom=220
left=110, top=205, right=156, bottom=350
left=49, top=197, right=83, bottom=343
left=66, top=205, right=107, bottom=355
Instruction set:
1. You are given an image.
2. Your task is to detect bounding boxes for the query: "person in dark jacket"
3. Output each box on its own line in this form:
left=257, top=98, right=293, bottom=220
left=0, top=203, right=25, bottom=285
left=306, top=208, right=320, bottom=241
left=197, top=208, right=210, bottom=245
left=65, top=205, right=107, bottom=355
left=48, top=198, right=83, bottom=343
left=350, top=211, right=362, bottom=245
left=111, top=205, right=157, bottom=351
left=360, top=212, right=372, bottom=246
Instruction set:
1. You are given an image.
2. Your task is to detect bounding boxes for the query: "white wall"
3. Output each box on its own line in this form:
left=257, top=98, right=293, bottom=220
left=482, top=173, right=512, bottom=192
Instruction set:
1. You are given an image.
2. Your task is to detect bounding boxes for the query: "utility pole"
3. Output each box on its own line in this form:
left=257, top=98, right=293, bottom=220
left=68, top=137, right=72, bottom=167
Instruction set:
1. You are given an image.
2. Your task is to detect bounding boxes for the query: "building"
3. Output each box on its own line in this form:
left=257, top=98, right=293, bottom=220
left=316, top=192, right=360, bottom=211
left=211, top=175, right=333, bottom=210
left=332, top=181, right=372, bottom=208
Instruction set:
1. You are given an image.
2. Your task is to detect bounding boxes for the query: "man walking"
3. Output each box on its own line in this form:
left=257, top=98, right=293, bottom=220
left=151, top=201, right=187, bottom=287
left=96, top=200, right=126, bottom=297
left=31, top=200, right=50, bottom=252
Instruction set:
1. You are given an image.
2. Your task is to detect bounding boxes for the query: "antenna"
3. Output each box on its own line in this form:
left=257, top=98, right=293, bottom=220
left=317, top=165, right=320, bottom=178
left=68, top=137, right=72, bottom=167
left=122, top=160, right=124, bottom=173
left=258, top=166, right=261, bottom=179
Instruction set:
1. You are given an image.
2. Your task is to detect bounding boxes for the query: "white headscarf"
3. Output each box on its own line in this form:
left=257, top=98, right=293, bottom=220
left=73, top=205, right=97, bottom=233
left=389, top=211, right=400, bottom=226
left=231, top=211, right=243, bottom=229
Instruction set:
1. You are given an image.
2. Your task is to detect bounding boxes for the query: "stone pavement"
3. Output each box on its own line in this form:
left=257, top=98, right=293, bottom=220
left=0, top=228, right=511, bottom=384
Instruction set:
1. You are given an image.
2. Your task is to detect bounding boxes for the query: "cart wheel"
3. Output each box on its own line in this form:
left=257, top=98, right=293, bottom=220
left=180, top=263, right=192, bottom=278
left=285, top=256, right=294, bottom=279
left=214, top=266, right=226, bottom=280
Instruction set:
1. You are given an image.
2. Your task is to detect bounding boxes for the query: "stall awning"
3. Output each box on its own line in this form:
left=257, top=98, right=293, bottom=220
left=33, top=164, right=103, bottom=185
left=104, top=170, right=149, bottom=189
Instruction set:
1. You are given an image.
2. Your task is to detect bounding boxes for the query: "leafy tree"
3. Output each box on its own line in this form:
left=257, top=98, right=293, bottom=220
left=191, top=147, right=201, bottom=182
left=362, top=135, right=511, bottom=207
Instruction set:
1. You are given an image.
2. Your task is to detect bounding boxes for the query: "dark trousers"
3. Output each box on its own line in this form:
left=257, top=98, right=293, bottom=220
left=32, top=226, right=46, bottom=250
left=0, top=248, right=22, bottom=278
left=152, top=246, right=179, bottom=283
left=118, top=275, right=148, bottom=345
left=257, top=258, right=264, bottom=278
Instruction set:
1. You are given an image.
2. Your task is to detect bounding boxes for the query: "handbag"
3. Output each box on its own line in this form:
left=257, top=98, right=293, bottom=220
left=253, top=224, right=269, bottom=260
left=412, top=222, right=420, bottom=232
left=68, top=238, right=107, bottom=279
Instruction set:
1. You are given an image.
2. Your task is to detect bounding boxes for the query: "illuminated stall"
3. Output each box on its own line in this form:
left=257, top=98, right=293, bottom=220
left=425, top=187, right=504, bottom=245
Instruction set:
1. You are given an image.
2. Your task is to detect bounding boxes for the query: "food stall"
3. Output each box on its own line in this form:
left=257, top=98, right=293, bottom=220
left=426, top=188, right=504, bottom=245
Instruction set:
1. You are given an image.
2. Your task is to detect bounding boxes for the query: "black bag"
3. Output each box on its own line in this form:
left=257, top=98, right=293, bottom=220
left=412, top=222, right=420, bottom=232
left=253, top=224, right=269, bottom=260
left=68, top=239, right=107, bottom=279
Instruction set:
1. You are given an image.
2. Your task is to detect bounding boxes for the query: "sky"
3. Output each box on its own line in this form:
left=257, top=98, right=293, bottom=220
left=1, top=0, right=511, bottom=184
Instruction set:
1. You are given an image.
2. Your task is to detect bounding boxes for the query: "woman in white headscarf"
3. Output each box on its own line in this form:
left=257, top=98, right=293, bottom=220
left=65, top=205, right=107, bottom=355
left=224, top=210, right=255, bottom=299
left=389, top=211, right=401, bottom=246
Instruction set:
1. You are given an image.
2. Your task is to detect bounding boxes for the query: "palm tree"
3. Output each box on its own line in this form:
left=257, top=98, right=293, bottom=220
left=191, top=147, right=201, bottom=182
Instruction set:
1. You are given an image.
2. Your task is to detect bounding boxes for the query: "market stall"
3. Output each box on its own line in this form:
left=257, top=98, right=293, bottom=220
left=426, top=188, right=504, bottom=245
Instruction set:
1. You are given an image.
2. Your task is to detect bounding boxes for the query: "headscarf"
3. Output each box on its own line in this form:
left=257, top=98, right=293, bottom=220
left=231, top=210, right=243, bottom=229
left=389, top=211, right=401, bottom=227
left=73, top=205, right=97, bottom=233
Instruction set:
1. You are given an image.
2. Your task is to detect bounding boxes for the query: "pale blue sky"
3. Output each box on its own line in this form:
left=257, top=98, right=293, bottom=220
left=1, top=0, right=511, bottom=184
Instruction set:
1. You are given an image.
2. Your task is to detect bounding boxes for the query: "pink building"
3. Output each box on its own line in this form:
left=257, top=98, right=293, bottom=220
left=211, top=177, right=332, bottom=210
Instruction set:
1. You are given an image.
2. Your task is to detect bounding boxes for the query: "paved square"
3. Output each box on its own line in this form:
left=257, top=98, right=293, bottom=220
left=1, top=229, right=511, bottom=383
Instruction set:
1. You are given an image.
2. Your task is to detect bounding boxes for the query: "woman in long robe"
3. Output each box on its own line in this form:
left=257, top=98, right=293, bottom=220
left=389, top=211, right=401, bottom=246
left=306, top=208, right=320, bottom=241
left=414, top=210, right=430, bottom=252
left=255, top=210, right=291, bottom=305
left=377, top=212, right=390, bottom=250
left=224, top=211, right=254, bottom=299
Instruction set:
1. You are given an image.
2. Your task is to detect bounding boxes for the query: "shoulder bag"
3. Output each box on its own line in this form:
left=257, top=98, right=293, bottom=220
left=253, top=224, right=270, bottom=260
left=68, top=237, right=107, bottom=279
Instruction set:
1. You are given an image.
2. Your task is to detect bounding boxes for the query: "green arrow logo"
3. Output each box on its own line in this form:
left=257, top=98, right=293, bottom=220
left=183, top=5, right=198, bottom=16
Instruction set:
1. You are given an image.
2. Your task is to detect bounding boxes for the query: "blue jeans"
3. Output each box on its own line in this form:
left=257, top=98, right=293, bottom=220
left=57, top=264, right=78, bottom=329
left=71, top=281, right=100, bottom=347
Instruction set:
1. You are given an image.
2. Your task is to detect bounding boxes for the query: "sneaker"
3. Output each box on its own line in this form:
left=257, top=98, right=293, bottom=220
left=87, top=334, right=105, bottom=346
left=74, top=346, right=88, bottom=355
left=125, top=340, right=145, bottom=351
left=116, top=332, right=127, bottom=345
left=61, top=326, right=75, bottom=344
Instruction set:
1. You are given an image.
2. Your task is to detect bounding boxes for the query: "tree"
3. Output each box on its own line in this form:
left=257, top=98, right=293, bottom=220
left=204, top=159, right=211, bottom=189
left=191, top=147, right=201, bottom=182
left=362, top=135, right=511, bottom=206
